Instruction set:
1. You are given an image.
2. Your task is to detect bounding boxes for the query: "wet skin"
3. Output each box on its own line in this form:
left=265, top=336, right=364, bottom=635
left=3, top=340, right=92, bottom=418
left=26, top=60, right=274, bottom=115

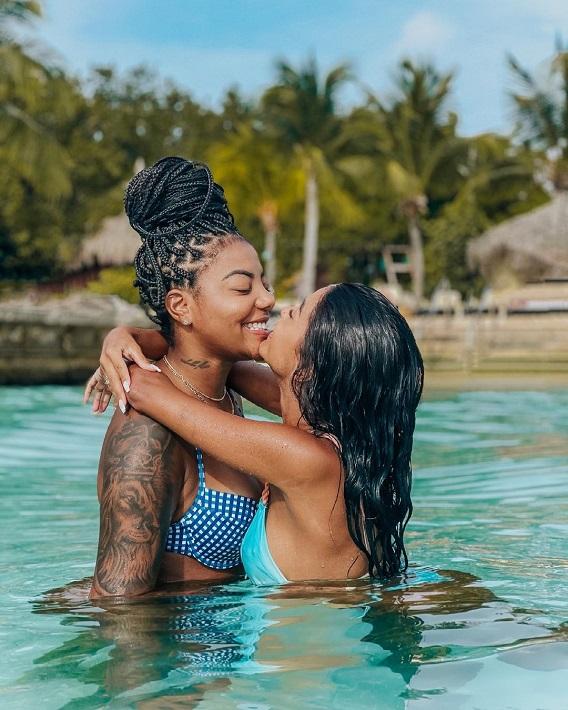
left=91, top=240, right=276, bottom=598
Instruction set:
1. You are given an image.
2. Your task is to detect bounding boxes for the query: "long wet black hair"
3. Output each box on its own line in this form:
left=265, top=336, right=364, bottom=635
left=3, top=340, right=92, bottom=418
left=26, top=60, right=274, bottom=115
left=124, top=156, right=245, bottom=343
left=292, top=283, right=424, bottom=579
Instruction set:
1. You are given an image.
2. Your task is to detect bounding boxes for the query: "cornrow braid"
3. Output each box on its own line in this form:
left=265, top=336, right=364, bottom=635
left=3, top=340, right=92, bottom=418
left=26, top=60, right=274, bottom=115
left=125, top=157, right=244, bottom=343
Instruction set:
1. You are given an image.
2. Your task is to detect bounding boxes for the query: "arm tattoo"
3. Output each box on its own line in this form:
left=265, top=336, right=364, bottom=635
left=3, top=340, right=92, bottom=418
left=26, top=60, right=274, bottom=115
left=92, top=415, right=178, bottom=598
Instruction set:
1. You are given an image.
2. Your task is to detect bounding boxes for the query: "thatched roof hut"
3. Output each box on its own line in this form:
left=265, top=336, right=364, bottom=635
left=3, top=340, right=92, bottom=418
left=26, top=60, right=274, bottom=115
left=69, top=213, right=140, bottom=272
left=468, top=193, right=568, bottom=288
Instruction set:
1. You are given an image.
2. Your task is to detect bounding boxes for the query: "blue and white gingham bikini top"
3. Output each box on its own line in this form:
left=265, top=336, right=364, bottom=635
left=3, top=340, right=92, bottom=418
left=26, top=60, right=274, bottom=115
left=165, top=448, right=258, bottom=570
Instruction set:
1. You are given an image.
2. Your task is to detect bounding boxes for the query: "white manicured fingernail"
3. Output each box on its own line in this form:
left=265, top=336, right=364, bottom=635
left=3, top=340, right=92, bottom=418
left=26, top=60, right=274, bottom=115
left=150, top=364, right=161, bottom=372
left=119, top=400, right=127, bottom=414
left=123, top=380, right=130, bottom=393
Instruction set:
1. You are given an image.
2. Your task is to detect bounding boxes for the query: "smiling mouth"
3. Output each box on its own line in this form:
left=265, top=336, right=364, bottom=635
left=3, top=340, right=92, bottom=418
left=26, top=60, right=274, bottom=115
left=243, top=320, right=271, bottom=334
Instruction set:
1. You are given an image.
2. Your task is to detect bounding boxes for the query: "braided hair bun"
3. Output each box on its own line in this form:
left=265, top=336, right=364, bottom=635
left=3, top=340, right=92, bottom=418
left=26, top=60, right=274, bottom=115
left=125, top=156, right=243, bottom=340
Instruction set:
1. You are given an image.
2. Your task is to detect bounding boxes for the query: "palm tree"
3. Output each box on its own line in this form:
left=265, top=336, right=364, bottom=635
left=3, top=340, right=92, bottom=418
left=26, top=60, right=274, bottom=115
left=0, top=0, right=74, bottom=198
left=262, top=58, right=353, bottom=298
left=209, top=123, right=303, bottom=286
left=371, top=60, right=459, bottom=302
left=0, top=0, right=40, bottom=27
left=508, top=38, right=568, bottom=190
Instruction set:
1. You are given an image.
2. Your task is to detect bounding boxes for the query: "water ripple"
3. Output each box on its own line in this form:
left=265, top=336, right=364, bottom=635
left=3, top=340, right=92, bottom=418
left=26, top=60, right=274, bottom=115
left=0, top=386, right=567, bottom=709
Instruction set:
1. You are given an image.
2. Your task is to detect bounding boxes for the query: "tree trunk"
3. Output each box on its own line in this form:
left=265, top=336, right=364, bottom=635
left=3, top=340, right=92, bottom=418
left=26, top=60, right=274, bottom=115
left=258, top=201, right=278, bottom=287
left=300, top=162, right=320, bottom=299
left=263, top=226, right=277, bottom=286
left=408, top=214, right=425, bottom=304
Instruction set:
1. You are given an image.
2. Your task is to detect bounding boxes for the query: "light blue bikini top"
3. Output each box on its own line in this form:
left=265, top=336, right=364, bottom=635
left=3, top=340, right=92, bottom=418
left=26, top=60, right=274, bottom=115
left=165, top=448, right=258, bottom=570
left=240, top=501, right=450, bottom=588
left=240, top=501, right=288, bottom=585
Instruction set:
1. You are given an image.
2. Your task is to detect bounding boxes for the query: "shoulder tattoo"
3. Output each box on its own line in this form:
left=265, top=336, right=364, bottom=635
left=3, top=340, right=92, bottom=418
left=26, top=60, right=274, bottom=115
left=93, top=415, right=178, bottom=597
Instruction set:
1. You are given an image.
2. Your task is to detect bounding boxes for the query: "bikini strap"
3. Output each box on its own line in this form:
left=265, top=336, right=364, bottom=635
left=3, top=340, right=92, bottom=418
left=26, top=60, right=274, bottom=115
left=196, top=448, right=206, bottom=491
left=229, top=389, right=243, bottom=418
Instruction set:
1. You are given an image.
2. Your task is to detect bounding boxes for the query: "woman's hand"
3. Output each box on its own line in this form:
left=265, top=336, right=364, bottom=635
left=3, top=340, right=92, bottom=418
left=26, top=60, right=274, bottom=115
left=83, top=327, right=162, bottom=414
left=127, top=366, right=178, bottom=418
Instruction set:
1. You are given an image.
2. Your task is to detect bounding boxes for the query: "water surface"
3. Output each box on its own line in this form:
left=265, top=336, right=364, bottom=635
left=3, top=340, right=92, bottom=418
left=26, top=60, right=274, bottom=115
left=0, top=387, right=566, bottom=708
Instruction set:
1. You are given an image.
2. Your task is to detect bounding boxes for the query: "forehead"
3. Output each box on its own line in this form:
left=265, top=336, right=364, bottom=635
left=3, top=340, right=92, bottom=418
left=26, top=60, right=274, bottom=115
left=208, top=239, right=261, bottom=274
left=304, top=286, right=332, bottom=312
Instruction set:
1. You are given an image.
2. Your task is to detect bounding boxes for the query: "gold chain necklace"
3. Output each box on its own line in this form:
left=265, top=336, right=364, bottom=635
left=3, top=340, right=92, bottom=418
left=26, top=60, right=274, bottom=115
left=162, top=355, right=233, bottom=414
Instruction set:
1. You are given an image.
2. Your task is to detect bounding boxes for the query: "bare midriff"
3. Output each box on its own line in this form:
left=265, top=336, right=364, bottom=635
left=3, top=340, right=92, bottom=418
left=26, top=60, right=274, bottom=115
left=158, top=551, right=241, bottom=584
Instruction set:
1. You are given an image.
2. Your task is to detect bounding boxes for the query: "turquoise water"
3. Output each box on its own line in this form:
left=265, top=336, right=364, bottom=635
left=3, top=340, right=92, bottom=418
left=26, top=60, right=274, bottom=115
left=1, top=386, right=567, bottom=709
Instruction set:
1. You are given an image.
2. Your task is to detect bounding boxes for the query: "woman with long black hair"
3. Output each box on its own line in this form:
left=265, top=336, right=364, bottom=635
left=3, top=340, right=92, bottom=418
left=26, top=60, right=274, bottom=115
left=95, top=281, right=424, bottom=583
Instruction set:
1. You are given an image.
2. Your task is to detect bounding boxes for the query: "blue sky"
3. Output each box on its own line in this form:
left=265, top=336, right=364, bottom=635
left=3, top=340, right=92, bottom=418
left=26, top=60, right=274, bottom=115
left=28, top=0, right=568, bottom=135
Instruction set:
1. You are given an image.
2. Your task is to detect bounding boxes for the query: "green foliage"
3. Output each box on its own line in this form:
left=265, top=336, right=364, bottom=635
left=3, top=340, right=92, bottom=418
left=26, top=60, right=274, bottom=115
left=509, top=39, right=568, bottom=188
left=86, top=267, right=139, bottom=304
left=377, top=60, right=460, bottom=203
left=262, top=57, right=352, bottom=150
left=0, top=3, right=560, bottom=298
left=0, top=0, right=79, bottom=280
left=0, top=0, right=41, bottom=37
left=424, top=198, right=488, bottom=297
left=261, top=57, right=362, bottom=294
left=423, top=133, right=549, bottom=297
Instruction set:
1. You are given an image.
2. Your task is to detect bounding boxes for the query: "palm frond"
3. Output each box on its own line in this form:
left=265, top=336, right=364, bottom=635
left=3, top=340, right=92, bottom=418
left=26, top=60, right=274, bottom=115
left=0, top=0, right=41, bottom=22
left=507, top=54, right=537, bottom=92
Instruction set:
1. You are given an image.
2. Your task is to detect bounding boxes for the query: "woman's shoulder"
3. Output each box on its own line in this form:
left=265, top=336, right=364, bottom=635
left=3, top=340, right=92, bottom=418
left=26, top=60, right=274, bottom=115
left=105, top=406, right=171, bottom=438
left=101, top=408, right=186, bottom=471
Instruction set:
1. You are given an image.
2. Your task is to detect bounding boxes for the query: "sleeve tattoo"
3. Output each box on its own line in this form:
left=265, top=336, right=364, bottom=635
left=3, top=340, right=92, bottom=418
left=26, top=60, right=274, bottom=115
left=91, top=415, right=178, bottom=598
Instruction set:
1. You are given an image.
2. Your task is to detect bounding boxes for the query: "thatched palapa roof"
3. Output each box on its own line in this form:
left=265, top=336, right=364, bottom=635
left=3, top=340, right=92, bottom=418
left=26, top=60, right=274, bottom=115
left=69, top=213, right=140, bottom=272
left=468, top=192, right=568, bottom=286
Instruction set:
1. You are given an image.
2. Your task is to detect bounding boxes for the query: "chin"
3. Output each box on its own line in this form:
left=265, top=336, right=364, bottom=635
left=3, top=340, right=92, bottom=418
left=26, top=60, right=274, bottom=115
left=246, top=333, right=271, bottom=358
left=232, top=337, right=261, bottom=361
left=257, top=338, right=271, bottom=364
left=243, top=343, right=262, bottom=360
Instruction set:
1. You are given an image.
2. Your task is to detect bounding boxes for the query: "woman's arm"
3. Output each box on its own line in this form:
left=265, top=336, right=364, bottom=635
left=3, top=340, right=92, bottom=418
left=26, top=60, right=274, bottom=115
left=84, top=327, right=166, bottom=413
left=227, top=361, right=282, bottom=416
left=90, top=410, right=181, bottom=599
left=127, top=368, right=337, bottom=490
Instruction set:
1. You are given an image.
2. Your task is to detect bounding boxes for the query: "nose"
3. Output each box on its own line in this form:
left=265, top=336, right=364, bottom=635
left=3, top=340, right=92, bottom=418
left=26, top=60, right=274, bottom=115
left=256, top=285, right=276, bottom=311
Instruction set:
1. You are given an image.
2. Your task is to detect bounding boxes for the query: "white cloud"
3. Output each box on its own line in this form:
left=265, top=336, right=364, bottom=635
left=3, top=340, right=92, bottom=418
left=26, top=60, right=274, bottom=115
left=392, top=11, right=455, bottom=58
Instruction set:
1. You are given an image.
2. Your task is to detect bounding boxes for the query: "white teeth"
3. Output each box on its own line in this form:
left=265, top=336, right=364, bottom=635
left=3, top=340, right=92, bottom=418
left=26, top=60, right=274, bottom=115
left=244, top=322, right=269, bottom=332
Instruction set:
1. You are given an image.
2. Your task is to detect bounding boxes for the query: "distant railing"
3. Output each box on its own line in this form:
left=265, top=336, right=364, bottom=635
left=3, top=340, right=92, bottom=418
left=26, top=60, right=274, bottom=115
left=2, top=312, right=568, bottom=385
left=410, top=313, right=568, bottom=373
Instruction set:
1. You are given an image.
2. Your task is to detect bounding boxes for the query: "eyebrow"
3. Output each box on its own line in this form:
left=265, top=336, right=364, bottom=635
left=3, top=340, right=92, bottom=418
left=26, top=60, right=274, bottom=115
left=222, top=270, right=255, bottom=280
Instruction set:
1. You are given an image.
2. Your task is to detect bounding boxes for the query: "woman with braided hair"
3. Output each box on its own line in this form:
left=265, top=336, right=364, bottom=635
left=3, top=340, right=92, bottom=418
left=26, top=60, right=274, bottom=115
left=86, top=155, right=423, bottom=589
left=86, top=156, right=276, bottom=598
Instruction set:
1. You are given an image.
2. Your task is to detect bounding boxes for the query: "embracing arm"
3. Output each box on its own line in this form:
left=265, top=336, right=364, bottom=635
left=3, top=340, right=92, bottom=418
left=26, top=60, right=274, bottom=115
left=84, top=327, right=167, bottom=413
left=84, top=328, right=282, bottom=417
left=127, top=370, right=337, bottom=491
left=227, top=361, right=282, bottom=416
left=90, top=410, right=180, bottom=599
left=128, top=327, right=168, bottom=360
